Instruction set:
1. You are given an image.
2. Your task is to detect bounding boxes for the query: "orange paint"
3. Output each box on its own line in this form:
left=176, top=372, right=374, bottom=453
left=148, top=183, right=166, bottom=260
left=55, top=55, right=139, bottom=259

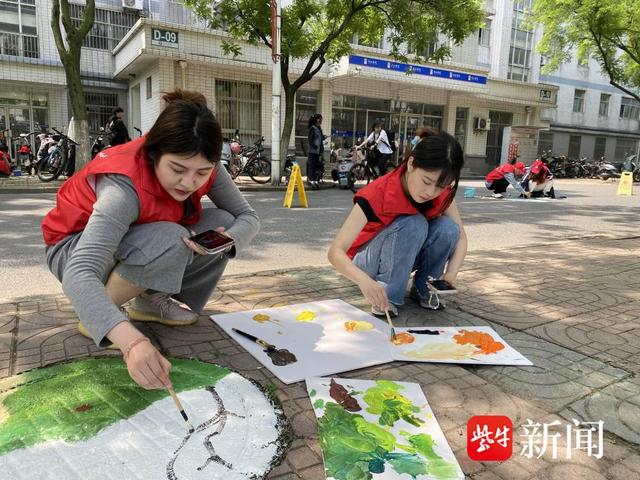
left=453, top=329, right=505, bottom=355
left=392, top=332, right=415, bottom=345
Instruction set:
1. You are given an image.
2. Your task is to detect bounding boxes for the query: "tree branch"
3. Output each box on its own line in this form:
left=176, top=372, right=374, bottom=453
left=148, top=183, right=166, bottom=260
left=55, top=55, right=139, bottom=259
left=59, top=0, right=75, bottom=41
left=77, top=0, right=96, bottom=39
left=236, top=5, right=271, bottom=49
left=50, top=0, right=68, bottom=60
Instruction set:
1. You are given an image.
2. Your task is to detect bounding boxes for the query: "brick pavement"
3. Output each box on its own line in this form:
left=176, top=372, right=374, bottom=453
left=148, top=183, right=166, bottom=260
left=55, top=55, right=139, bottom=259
left=1, top=236, right=639, bottom=479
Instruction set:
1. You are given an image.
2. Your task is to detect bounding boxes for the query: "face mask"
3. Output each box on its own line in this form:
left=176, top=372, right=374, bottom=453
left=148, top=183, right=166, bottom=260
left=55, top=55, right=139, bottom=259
left=410, top=136, right=420, bottom=147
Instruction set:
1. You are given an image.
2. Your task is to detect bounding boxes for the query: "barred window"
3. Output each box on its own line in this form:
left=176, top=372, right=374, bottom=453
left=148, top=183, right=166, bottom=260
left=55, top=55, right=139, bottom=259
left=215, top=80, right=262, bottom=145
left=620, top=97, right=640, bottom=120
left=69, top=4, right=138, bottom=51
left=85, top=92, right=119, bottom=134
left=0, top=0, right=39, bottom=58
left=573, top=89, right=585, bottom=113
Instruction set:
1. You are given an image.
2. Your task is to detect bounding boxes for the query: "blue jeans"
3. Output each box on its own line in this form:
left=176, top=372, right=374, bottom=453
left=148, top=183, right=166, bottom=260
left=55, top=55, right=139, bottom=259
left=353, top=215, right=460, bottom=305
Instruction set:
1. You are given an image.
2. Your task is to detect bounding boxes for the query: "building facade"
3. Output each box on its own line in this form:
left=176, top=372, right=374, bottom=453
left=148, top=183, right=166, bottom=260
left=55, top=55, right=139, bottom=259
left=539, top=56, right=640, bottom=162
left=1, top=0, right=567, bottom=175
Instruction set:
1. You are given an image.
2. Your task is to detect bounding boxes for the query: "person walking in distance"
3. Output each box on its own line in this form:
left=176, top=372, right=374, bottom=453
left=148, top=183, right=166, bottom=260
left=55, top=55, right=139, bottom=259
left=307, top=113, right=325, bottom=190
left=106, top=107, right=131, bottom=146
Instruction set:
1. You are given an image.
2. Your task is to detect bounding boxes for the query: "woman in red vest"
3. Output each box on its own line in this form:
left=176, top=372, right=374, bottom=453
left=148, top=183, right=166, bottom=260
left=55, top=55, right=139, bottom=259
left=328, top=129, right=467, bottom=317
left=42, top=90, right=259, bottom=389
left=484, top=162, right=530, bottom=198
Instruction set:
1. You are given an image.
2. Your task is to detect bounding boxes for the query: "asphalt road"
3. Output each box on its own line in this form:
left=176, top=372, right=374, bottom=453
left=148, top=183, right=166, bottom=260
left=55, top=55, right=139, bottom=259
left=1, top=179, right=638, bottom=301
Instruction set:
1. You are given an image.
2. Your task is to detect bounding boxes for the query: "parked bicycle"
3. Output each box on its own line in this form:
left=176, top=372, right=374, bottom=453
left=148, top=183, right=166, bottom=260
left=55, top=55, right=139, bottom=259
left=37, top=128, right=78, bottom=182
left=227, top=136, right=272, bottom=184
left=349, top=145, right=380, bottom=192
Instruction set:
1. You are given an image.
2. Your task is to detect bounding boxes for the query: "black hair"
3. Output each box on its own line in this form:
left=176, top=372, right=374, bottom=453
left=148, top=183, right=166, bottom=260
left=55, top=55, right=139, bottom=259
left=143, top=89, right=222, bottom=165
left=308, top=113, right=322, bottom=129
left=404, top=128, right=464, bottom=205
left=113, top=107, right=124, bottom=115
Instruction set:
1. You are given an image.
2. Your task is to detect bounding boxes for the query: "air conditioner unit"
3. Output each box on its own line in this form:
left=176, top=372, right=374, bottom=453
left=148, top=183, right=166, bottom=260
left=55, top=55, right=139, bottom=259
left=122, top=0, right=143, bottom=10
left=473, top=117, right=491, bottom=131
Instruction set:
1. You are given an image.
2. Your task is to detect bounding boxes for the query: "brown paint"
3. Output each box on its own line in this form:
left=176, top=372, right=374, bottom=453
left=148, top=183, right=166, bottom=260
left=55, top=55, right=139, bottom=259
left=74, top=404, right=93, bottom=412
left=329, top=379, right=361, bottom=412
left=265, top=348, right=297, bottom=366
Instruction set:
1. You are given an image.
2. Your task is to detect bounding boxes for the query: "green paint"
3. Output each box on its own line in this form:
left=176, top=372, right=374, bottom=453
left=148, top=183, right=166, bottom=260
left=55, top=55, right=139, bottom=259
left=408, top=434, right=460, bottom=479
left=0, top=358, right=229, bottom=455
left=363, top=380, right=423, bottom=427
left=313, top=399, right=325, bottom=410
left=317, top=401, right=457, bottom=480
left=309, top=389, right=317, bottom=397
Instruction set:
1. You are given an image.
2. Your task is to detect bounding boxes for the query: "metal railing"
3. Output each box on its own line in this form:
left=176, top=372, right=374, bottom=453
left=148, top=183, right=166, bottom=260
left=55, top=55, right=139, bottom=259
left=0, top=32, right=39, bottom=58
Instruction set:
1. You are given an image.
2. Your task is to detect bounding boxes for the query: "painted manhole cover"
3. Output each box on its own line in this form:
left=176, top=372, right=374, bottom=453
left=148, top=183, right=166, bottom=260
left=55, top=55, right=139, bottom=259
left=0, top=358, right=287, bottom=479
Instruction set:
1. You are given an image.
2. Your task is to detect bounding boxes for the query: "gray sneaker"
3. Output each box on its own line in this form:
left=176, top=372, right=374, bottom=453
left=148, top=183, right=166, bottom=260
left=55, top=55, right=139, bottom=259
left=127, top=292, right=198, bottom=326
left=371, top=303, right=399, bottom=317
left=410, top=285, right=446, bottom=310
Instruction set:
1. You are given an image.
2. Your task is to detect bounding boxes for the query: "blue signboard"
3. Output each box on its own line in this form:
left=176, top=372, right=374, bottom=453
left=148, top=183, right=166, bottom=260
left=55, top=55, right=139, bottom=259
left=349, top=55, right=487, bottom=85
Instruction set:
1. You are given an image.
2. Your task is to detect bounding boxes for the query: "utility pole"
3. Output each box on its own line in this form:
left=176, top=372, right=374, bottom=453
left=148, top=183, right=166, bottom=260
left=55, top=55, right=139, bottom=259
left=270, top=0, right=281, bottom=185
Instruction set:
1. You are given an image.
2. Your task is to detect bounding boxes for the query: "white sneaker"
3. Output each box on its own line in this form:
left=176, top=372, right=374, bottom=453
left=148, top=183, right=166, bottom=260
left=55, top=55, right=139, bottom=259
left=409, top=285, right=446, bottom=310
left=371, top=303, right=398, bottom=317
left=492, top=193, right=504, bottom=198
left=127, top=292, right=198, bottom=326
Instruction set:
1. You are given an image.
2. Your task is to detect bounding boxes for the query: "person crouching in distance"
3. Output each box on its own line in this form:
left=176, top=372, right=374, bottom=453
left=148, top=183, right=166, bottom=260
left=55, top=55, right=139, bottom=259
left=485, top=161, right=530, bottom=198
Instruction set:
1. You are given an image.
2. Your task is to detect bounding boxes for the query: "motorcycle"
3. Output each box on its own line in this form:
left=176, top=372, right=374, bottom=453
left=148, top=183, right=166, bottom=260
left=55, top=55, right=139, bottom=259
left=330, top=146, right=356, bottom=189
left=91, top=127, right=107, bottom=159
left=598, top=154, right=638, bottom=181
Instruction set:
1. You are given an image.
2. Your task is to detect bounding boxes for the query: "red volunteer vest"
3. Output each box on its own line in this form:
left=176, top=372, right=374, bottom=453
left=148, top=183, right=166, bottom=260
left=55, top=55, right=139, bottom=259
left=347, top=164, right=454, bottom=258
left=485, top=163, right=516, bottom=182
left=41, top=136, right=217, bottom=246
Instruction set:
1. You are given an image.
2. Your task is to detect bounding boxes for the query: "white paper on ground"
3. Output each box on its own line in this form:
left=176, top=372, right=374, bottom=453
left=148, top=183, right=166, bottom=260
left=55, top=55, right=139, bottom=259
left=306, top=376, right=465, bottom=480
left=211, top=299, right=394, bottom=384
left=1, top=373, right=283, bottom=480
left=390, top=326, right=533, bottom=366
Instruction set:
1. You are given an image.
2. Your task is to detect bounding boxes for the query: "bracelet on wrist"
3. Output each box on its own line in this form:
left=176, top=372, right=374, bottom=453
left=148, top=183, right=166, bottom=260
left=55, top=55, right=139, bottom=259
left=123, top=337, right=150, bottom=362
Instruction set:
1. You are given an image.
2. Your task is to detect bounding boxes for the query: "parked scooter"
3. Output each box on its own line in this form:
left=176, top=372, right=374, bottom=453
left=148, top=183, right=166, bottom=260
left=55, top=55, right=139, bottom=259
left=330, top=146, right=356, bottom=189
left=598, top=154, right=638, bottom=181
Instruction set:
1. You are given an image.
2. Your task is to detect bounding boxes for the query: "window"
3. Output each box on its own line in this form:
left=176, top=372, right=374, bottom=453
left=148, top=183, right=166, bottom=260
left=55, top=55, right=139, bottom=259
left=593, top=137, right=606, bottom=159
left=351, top=35, right=383, bottom=49
left=407, top=41, right=438, bottom=59
left=146, top=76, right=152, bottom=99
left=69, top=4, right=138, bottom=50
left=507, top=3, right=533, bottom=81
left=620, top=97, right=640, bottom=120
left=538, top=131, right=553, bottom=155
left=215, top=80, right=261, bottom=145
left=573, top=90, right=585, bottom=113
left=614, top=138, right=637, bottom=161
left=454, top=108, right=468, bottom=149
left=568, top=135, right=581, bottom=158
left=478, top=19, right=492, bottom=47
left=0, top=0, right=38, bottom=58
left=599, top=94, right=610, bottom=117
left=294, top=90, right=319, bottom=155
left=85, top=92, right=118, bottom=134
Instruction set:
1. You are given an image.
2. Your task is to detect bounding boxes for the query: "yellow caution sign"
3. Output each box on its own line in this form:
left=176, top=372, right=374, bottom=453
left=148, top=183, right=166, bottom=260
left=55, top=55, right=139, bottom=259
left=616, top=171, right=634, bottom=196
left=283, top=163, right=308, bottom=208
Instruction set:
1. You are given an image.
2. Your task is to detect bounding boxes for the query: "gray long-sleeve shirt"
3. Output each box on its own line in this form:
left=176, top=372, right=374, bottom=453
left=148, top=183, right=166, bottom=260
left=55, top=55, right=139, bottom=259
left=47, top=161, right=259, bottom=346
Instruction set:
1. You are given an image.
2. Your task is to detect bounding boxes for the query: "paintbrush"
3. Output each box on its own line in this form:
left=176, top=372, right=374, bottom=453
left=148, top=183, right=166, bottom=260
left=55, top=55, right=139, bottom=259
left=384, top=309, right=397, bottom=341
left=232, top=328, right=276, bottom=351
left=167, top=387, right=195, bottom=433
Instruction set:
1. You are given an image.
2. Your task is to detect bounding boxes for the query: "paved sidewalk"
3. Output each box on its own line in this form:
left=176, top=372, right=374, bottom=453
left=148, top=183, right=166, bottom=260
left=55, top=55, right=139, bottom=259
left=1, top=236, right=639, bottom=479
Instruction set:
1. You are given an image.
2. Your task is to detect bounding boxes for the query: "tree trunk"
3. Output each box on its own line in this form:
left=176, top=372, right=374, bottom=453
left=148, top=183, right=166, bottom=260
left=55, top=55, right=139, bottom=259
left=279, top=86, right=296, bottom=176
left=63, top=52, right=90, bottom=170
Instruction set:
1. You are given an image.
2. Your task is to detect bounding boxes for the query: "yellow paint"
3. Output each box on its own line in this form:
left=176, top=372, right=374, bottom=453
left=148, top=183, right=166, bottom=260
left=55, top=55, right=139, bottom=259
left=252, top=314, right=271, bottom=323
left=295, top=310, right=316, bottom=322
left=283, top=164, right=308, bottom=208
left=404, top=342, right=478, bottom=360
left=344, top=321, right=374, bottom=332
